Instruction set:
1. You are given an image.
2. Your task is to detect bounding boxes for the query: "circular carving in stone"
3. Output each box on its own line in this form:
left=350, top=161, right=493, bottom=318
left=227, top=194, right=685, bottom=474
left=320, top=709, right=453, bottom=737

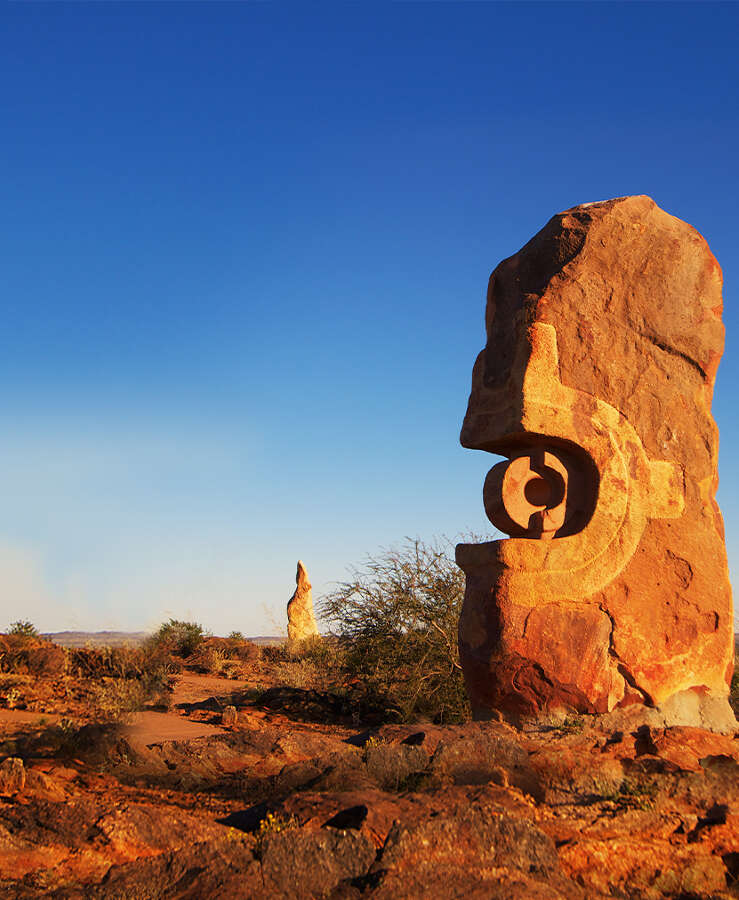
left=483, top=449, right=574, bottom=539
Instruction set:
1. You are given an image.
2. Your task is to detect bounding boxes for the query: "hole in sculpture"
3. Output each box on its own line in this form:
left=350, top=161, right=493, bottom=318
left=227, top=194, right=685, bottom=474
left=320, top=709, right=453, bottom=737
left=481, top=436, right=599, bottom=540
left=524, top=476, right=551, bottom=507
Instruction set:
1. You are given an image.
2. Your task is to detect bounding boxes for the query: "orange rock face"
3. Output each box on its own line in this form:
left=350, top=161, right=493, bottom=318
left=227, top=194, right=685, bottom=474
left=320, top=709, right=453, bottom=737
left=457, top=196, right=735, bottom=730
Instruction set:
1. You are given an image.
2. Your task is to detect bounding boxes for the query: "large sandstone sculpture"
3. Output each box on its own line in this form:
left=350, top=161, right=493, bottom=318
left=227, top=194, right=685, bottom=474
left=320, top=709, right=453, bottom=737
left=457, top=195, right=735, bottom=730
left=287, top=560, right=319, bottom=645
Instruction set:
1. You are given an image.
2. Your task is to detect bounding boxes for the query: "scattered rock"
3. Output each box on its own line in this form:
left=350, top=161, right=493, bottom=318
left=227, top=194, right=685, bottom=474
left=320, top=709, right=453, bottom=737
left=261, top=827, right=375, bottom=899
left=371, top=802, right=571, bottom=899
left=88, top=836, right=261, bottom=900
left=430, top=723, right=540, bottom=796
left=364, top=740, right=429, bottom=791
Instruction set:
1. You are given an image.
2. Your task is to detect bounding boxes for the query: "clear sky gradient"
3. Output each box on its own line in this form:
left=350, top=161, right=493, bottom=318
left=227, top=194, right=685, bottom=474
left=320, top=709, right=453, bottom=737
left=2, top=2, right=738, bottom=635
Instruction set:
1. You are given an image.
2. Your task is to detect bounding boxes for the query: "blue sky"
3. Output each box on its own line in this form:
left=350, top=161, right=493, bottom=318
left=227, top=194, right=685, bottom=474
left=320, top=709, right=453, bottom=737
left=2, top=2, right=738, bottom=635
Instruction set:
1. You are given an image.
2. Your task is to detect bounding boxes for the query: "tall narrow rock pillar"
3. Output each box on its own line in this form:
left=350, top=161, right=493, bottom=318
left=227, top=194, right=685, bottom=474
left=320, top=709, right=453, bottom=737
left=287, top=560, right=319, bottom=646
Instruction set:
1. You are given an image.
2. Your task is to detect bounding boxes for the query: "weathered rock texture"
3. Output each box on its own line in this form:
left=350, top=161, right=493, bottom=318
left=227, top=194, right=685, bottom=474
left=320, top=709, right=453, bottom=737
left=286, top=560, right=319, bottom=645
left=457, top=195, right=735, bottom=731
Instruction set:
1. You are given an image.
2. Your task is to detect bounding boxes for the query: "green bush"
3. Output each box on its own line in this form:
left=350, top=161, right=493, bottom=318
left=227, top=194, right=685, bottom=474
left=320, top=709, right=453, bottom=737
left=8, top=621, right=39, bottom=638
left=148, top=619, right=208, bottom=658
left=320, top=537, right=470, bottom=724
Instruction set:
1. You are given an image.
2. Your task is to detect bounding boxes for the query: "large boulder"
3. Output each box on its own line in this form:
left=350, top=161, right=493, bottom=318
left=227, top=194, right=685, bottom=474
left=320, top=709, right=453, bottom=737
left=457, top=196, right=734, bottom=731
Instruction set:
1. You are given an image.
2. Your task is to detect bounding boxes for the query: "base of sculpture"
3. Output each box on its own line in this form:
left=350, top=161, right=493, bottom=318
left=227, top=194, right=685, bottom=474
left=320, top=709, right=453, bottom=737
left=457, top=542, right=736, bottom=734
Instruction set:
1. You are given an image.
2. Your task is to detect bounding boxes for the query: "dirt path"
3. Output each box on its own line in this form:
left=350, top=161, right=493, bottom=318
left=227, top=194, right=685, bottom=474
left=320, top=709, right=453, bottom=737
left=123, top=710, right=226, bottom=749
left=121, top=674, right=251, bottom=748
left=0, top=709, right=62, bottom=732
left=171, top=673, right=249, bottom=706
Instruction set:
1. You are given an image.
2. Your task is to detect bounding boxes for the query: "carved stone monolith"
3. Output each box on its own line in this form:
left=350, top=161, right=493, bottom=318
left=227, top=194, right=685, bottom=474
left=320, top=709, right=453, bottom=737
left=457, top=196, right=735, bottom=731
left=287, top=560, right=319, bottom=646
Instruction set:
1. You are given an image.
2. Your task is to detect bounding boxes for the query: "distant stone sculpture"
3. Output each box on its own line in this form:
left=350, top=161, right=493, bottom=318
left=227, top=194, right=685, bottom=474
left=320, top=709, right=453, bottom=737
left=287, top=560, right=319, bottom=645
left=457, top=196, right=735, bottom=731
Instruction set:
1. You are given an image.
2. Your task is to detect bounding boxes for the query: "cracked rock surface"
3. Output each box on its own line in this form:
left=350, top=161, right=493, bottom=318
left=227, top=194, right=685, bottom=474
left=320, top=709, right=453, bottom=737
left=2, top=679, right=739, bottom=899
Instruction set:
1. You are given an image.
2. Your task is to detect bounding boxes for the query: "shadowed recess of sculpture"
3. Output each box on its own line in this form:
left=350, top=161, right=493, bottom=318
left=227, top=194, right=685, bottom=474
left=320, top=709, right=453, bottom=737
left=457, top=195, right=735, bottom=732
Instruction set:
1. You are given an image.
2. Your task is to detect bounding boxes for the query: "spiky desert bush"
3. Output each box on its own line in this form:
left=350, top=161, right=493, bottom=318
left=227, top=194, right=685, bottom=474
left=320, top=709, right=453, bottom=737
left=320, top=537, right=470, bottom=723
left=7, top=621, right=39, bottom=638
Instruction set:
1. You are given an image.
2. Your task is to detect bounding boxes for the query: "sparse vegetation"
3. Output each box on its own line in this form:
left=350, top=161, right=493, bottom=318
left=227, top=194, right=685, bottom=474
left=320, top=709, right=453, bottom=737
left=67, top=644, right=179, bottom=679
left=64, top=644, right=176, bottom=713
left=618, top=777, right=658, bottom=810
left=362, top=734, right=386, bottom=753
left=148, top=619, right=209, bottom=658
left=320, top=537, right=470, bottom=723
left=0, top=634, right=66, bottom=677
left=90, top=678, right=147, bottom=723
left=275, top=658, right=321, bottom=690
left=8, top=621, right=39, bottom=638
left=4, top=687, right=22, bottom=709
left=254, top=812, right=299, bottom=858
left=559, top=714, right=585, bottom=734
left=191, top=636, right=260, bottom=678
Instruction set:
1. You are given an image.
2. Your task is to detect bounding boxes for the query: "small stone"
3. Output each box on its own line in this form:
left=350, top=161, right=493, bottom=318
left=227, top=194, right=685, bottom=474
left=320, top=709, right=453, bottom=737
left=0, top=757, right=26, bottom=795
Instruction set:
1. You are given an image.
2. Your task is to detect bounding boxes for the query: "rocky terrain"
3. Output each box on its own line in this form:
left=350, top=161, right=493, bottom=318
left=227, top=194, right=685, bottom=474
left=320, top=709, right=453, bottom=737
left=1, top=635, right=738, bottom=899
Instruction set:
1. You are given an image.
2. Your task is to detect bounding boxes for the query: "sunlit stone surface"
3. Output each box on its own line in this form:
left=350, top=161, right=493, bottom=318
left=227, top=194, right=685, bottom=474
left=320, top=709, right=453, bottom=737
left=287, top=560, right=319, bottom=645
left=457, top=196, right=735, bottom=731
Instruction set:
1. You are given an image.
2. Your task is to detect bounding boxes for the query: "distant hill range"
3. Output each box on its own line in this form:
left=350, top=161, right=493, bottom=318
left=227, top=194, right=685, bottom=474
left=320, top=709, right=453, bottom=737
left=41, top=631, right=284, bottom=647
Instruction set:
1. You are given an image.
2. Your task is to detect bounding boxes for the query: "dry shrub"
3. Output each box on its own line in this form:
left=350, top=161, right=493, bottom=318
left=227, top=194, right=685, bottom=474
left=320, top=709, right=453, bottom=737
left=65, top=645, right=176, bottom=713
left=259, top=637, right=347, bottom=692
left=0, top=635, right=67, bottom=677
left=91, top=679, right=147, bottom=723
left=320, top=538, right=471, bottom=724
left=190, top=636, right=260, bottom=677
left=67, top=645, right=179, bottom=680
left=196, top=646, right=230, bottom=676
left=274, top=658, right=321, bottom=690
left=227, top=637, right=260, bottom=663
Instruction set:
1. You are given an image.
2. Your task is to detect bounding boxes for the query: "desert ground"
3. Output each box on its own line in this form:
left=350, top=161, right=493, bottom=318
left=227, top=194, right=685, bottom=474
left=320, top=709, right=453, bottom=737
left=1, top=627, right=738, bottom=900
